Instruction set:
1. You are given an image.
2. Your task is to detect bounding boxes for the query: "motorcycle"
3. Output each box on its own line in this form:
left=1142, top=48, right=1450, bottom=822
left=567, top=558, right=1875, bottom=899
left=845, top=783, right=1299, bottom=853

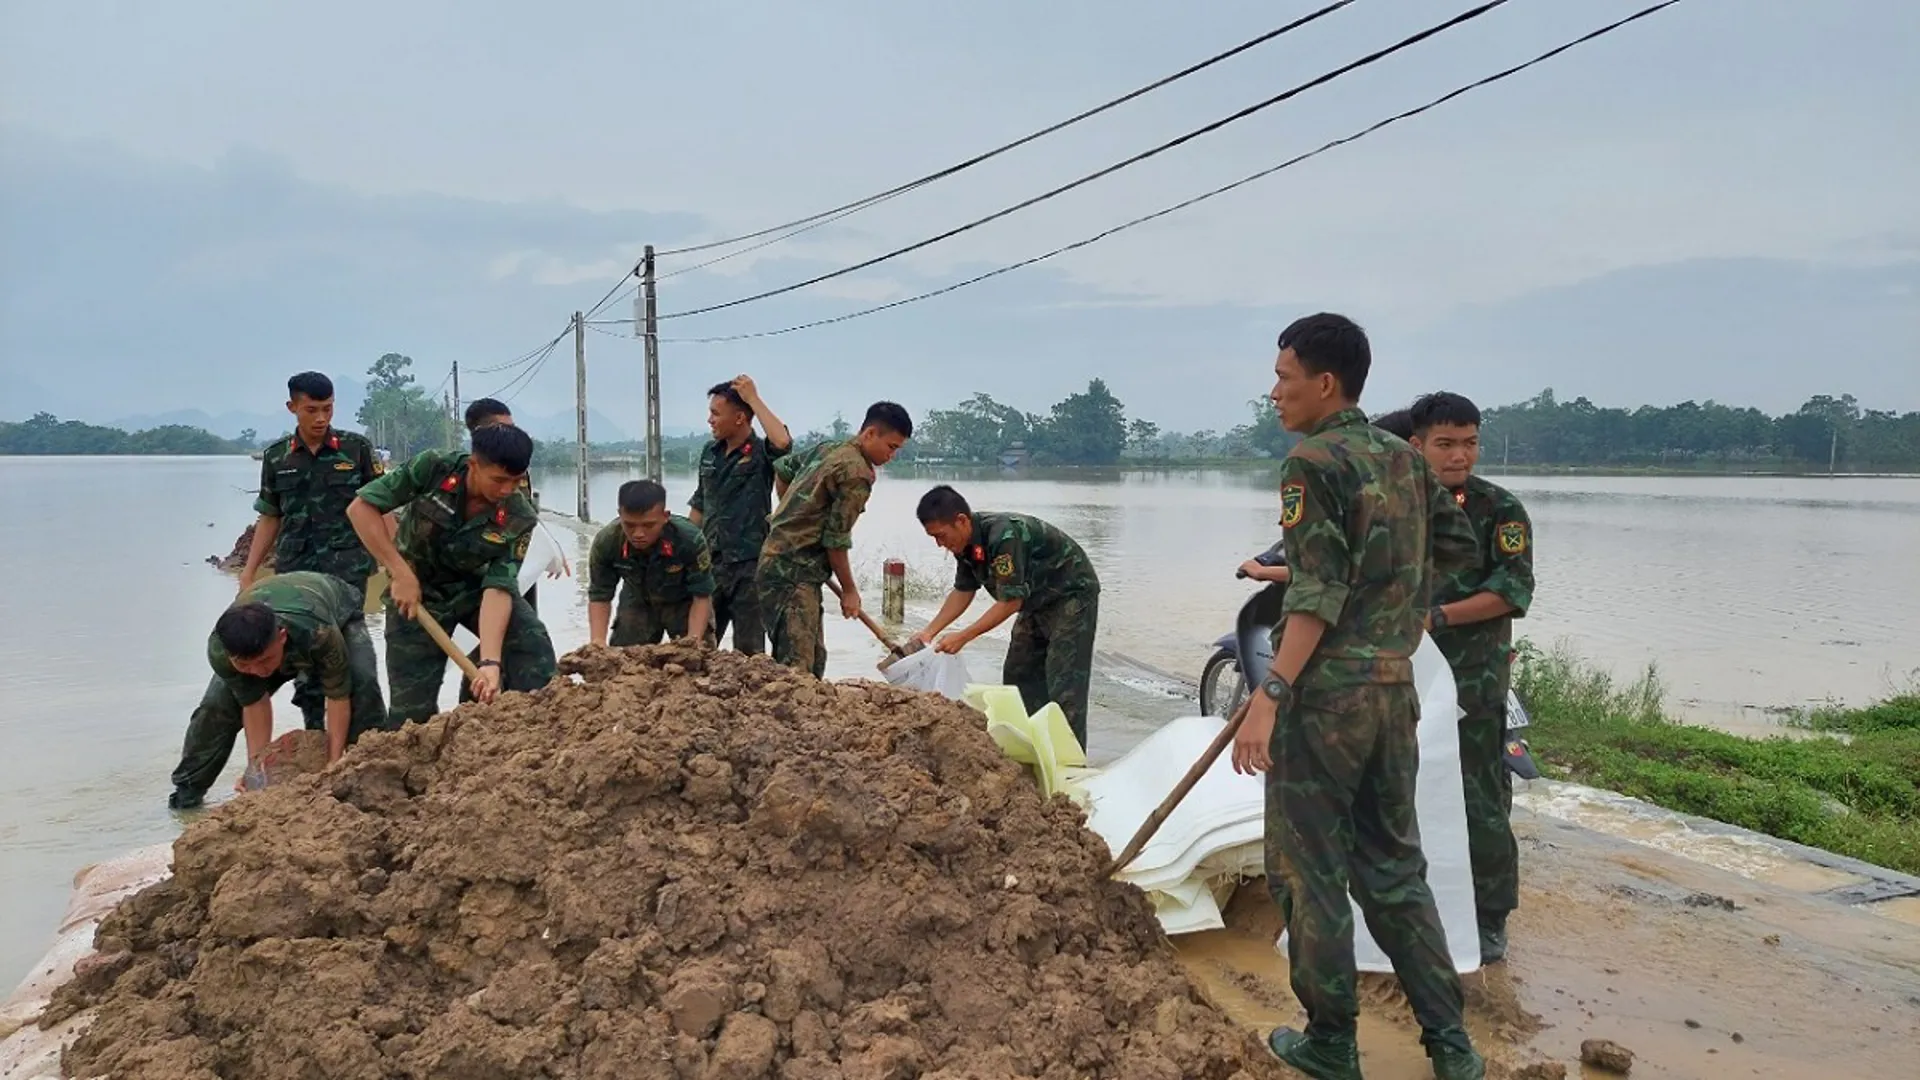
left=1199, top=542, right=1540, bottom=780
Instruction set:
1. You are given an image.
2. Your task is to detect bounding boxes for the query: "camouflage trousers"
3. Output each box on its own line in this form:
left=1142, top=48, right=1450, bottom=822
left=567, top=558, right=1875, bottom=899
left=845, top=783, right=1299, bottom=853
left=1458, top=683, right=1520, bottom=922
left=1005, top=592, right=1098, bottom=752
left=611, top=597, right=713, bottom=647
left=169, top=617, right=388, bottom=805
left=385, top=592, right=557, bottom=726
left=1263, top=681, right=1467, bottom=1044
left=757, top=570, right=826, bottom=678
left=711, top=560, right=766, bottom=654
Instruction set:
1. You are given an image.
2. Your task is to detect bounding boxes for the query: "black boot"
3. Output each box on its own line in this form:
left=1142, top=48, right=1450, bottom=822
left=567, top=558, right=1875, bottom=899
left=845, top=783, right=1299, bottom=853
left=1478, top=912, right=1509, bottom=965
left=1266, top=1027, right=1363, bottom=1080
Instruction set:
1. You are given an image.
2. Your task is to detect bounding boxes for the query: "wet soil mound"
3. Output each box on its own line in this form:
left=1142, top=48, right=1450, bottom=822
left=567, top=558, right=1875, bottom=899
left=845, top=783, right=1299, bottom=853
left=206, top=524, right=266, bottom=572
left=48, top=644, right=1285, bottom=1080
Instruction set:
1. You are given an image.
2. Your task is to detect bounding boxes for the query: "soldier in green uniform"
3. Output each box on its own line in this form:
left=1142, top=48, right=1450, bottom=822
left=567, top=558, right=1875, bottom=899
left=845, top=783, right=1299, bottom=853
left=168, top=572, right=388, bottom=808
left=1409, top=391, right=1535, bottom=965
left=463, top=397, right=572, bottom=606
left=588, top=480, right=717, bottom=646
left=1231, top=313, right=1486, bottom=1080
left=757, top=402, right=912, bottom=677
left=346, top=423, right=557, bottom=725
left=911, top=485, right=1101, bottom=750
left=232, top=371, right=380, bottom=732
left=688, top=375, right=792, bottom=653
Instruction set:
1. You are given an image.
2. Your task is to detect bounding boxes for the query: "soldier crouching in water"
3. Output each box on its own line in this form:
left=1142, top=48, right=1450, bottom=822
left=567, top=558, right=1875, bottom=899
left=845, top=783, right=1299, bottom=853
left=1233, top=313, right=1487, bottom=1080
left=347, top=422, right=557, bottom=724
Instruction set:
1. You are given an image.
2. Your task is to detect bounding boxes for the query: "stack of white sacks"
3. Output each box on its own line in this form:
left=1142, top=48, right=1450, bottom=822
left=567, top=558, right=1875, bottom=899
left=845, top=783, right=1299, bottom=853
left=891, top=637, right=1483, bottom=976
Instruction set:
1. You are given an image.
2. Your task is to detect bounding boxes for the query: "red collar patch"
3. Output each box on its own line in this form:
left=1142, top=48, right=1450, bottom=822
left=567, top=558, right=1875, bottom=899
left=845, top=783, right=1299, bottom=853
left=621, top=540, right=630, bottom=559
left=660, top=540, right=674, bottom=558
left=493, top=506, right=508, bottom=526
left=327, top=434, right=340, bottom=450
left=1453, top=489, right=1467, bottom=506
left=740, top=442, right=753, bottom=457
left=439, top=475, right=460, bottom=493
left=287, top=436, right=297, bottom=453
left=970, top=545, right=984, bottom=562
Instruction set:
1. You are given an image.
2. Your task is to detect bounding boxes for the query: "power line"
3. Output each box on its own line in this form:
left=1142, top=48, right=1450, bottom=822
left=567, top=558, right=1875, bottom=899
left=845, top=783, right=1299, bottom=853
left=656, top=1, right=1683, bottom=346
left=575, top=0, right=1360, bottom=317
left=653, top=0, right=1360, bottom=261
left=658, top=0, right=1511, bottom=323
left=485, top=333, right=567, bottom=402
left=467, top=325, right=574, bottom=375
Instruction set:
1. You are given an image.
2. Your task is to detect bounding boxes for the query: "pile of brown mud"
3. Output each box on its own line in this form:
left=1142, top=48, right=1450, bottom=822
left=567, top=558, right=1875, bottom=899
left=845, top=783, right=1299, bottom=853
left=206, top=524, right=265, bottom=572
left=46, top=644, right=1287, bottom=1080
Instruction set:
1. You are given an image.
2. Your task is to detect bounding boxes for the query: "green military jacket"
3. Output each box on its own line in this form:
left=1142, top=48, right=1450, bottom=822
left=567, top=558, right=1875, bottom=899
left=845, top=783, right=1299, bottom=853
left=1430, top=474, right=1535, bottom=703
left=208, top=571, right=364, bottom=706
left=952, top=512, right=1099, bottom=611
left=1278, top=408, right=1480, bottom=690
left=760, top=440, right=874, bottom=586
left=587, top=516, right=716, bottom=608
left=354, top=450, right=538, bottom=614
left=254, top=427, right=379, bottom=583
left=689, top=433, right=789, bottom=566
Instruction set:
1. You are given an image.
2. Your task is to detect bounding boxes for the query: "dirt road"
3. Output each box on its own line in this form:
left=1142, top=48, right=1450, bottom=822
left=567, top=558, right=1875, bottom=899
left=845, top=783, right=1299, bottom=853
left=1172, top=806, right=1920, bottom=1078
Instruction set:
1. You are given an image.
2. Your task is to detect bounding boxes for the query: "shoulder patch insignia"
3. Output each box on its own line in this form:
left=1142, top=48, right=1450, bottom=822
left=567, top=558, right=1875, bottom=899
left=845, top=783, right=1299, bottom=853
left=513, top=533, right=531, bottom=560
left=696, top=548, right=712, bottom=571
left=1280, top=483, right=1305, bottom=529
left=991, top=553, right=1014, bottom=579
left=1497, top=521, right=1528, bottom=555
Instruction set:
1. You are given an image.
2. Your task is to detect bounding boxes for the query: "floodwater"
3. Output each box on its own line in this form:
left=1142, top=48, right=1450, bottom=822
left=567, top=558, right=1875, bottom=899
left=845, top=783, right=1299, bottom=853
left=2, top=456, right=1918, bottom=1011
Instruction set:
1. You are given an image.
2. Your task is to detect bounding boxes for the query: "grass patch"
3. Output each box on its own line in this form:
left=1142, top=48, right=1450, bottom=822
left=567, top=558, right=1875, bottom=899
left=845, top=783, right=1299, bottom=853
left=1513, top=642, right=1920, bottom=877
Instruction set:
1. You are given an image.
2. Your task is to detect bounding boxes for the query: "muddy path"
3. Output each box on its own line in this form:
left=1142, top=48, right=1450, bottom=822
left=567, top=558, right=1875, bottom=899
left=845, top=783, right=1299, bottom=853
left=1173, top=808, right=1920, bottom=1079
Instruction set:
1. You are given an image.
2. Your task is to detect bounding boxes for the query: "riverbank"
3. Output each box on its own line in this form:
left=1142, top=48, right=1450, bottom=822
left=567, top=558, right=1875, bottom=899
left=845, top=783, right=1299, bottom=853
left=1515, top=642, right=1920, bottom=877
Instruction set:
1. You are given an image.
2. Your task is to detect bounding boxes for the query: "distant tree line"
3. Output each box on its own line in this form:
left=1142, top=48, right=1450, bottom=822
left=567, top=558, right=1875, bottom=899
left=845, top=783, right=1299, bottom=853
left=1475, top=390, right=1920, bottom=471
left=0, top=413, right=246, bottom=455
left=904, top=380, right=1296, bottom=466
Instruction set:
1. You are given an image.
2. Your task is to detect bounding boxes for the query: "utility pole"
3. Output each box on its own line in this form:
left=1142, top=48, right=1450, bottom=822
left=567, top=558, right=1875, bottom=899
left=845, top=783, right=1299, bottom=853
left=641, top=245, right=663, bottom=482
left=1829, top=422, right=1838, bottom=477
left=574, top=310, right=590, bottom=520
left=443, top=391, right=455, bottom=450
left=451, top=361, right=461, bottom=423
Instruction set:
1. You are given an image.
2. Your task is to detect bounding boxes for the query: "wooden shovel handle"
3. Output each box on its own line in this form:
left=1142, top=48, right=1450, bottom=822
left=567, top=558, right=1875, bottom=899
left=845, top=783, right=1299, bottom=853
left=413, top=607, right=485, bottom=683
left=824, top=578, right=905, bottom=657
left=1104, top=697, right=1254, bottom=877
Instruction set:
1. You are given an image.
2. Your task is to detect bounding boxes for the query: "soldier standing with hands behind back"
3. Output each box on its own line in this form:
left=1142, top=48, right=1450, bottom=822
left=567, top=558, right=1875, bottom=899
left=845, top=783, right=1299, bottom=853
left=1232, top=314, right=1486, bottom=1080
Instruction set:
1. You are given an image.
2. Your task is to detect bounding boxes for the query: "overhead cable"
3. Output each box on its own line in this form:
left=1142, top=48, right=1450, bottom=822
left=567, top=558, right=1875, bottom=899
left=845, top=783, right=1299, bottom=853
left=658, top=0, right=1512, bottom=322
left=656, top=1, right=1682, bottom=345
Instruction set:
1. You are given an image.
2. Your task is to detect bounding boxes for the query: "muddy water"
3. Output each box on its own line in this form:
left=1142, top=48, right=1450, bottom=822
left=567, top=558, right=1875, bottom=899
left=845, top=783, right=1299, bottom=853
left=3, top=455, right=1918, bottom=1021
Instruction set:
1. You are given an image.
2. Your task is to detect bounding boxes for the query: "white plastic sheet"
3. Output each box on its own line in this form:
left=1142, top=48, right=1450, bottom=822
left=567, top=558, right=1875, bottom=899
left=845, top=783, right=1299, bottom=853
left=881, top=648, right=972, bottom=699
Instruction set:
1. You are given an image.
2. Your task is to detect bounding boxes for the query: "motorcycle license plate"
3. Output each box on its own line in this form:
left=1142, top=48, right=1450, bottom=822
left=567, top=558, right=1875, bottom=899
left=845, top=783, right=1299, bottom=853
left=1505, top=690, right=1531, bottom=728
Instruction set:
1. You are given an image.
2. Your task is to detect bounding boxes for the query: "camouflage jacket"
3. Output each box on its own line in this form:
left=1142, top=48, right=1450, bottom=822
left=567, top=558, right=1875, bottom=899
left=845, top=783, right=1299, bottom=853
left=354, top=450, right=538, bottom=614
left=951, top=512, right=1099, bottom=612
left=208, top=571, right=365, bottom=706
left=689, top=433, right=789, bottom=565
left=587, top=516, right=716, bottom=607
left=1430, top=474, right=1534, bottom=702
left=760, top=440, right=874, bottom=585
left=1278, top=408, right=1480, bottom=689
left=253, top=427, right=379, bottom=583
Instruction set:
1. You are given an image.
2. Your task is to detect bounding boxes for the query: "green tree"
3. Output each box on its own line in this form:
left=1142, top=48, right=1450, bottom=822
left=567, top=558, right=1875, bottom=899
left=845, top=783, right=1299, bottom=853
left=0, top=413, right=244, bottom=456
left=829, top=412, right=851, bottom=440
left=355, top=353, right=447, bottom=457
left=1038, top=378, right=1127, bottom=465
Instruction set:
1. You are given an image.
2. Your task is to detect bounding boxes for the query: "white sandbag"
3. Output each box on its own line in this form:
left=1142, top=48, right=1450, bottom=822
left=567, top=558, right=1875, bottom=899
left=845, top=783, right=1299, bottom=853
left=0, top=843, right=175, bottom=1076
left=881, top=648, right=972, bottom=699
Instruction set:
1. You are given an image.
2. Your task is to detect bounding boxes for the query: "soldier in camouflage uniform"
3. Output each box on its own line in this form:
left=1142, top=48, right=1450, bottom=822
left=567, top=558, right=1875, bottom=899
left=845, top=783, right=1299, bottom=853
left=588, top=480, right=717, bottom=646
left=1231, top=314, right=1486, bottom=1080
left=911, top=485, right=1101, bottom=750
left=1410, top=391, right=1535, bottom=965
left=757, top=402, right=913, bottom=677
left=347, top=423, right=557, bottom=725
left=234, top=371, right=380, bottom=734
left=168, top=572, right=388, bottom=808
left=688, top=375, right=792, bottom=653
left=463, top=397, right=570, bottom=609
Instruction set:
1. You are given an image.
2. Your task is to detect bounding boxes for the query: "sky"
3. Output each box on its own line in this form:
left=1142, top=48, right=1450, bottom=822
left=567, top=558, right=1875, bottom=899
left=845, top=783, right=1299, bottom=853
left=2, top=0, right=1917, bottom=440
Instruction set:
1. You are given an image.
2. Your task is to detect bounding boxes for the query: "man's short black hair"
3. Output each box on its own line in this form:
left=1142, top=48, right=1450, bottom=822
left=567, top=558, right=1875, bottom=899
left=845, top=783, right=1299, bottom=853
left=1409, top=391, right=1482, bottom=436
left=707, top=382, right=754, bottom=419
left=915, top=484, right=972, bottom=525
left=863, top=401, right=913, bottom=439
left=287, top=372, right=334, bottom=402
left=464, top=397, right=513, bottom=432
left=1277, top=313, right=1371, bottom=400
left=1372, top=408, right=1415, bottom=441
left=471, top=422, right=533, bottom=475
left=214, top=602, right=279, bottom=660
left=617, top=479, right=667, bottom=515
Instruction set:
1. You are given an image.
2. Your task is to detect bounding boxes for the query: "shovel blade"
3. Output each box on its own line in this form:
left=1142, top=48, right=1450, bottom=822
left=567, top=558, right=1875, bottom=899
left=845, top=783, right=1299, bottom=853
left=875, top=637, right=925, bottom=672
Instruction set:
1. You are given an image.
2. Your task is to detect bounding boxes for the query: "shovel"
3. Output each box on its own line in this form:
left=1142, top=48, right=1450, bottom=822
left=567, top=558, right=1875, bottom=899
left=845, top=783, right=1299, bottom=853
left=412, top=606, right=486, bottom=684
left=824, top=579, right=924, bottom=672
left=1104, top=697, right=1252, bottom=876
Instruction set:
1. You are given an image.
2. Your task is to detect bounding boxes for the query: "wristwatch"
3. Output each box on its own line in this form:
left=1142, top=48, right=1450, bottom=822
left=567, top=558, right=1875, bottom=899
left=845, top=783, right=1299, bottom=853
left=477, top=659, right=501, bottom=669
left=1428, top=605, right=1450, bottom=630
left=1260, top=673, right=1293, bottom=707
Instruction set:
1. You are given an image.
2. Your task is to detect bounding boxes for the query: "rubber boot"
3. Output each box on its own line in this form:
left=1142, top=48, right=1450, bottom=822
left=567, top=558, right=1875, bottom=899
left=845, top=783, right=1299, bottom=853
left=1478, top=913, right=1508, bottom=965
left=1424, top=1028, right=1485, bottom=1080
left=1266, top=1028, right=1363, bottom=1080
